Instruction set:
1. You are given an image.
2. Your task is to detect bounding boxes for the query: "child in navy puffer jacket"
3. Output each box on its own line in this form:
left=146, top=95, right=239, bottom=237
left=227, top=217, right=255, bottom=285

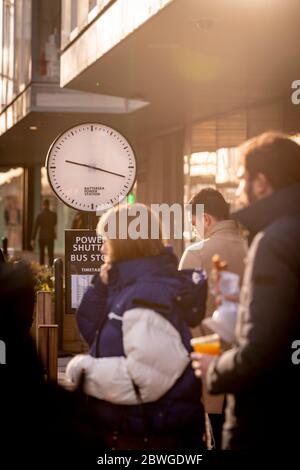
left=67, top=204, right=207, bottom=450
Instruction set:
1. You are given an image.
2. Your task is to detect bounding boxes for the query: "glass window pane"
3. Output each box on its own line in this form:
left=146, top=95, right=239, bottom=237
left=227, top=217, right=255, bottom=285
left=41, top=167, right=77, bottom=254
left=71, top=0, right=78, bottom=31
left=0, top=167, right=24, bottom=253
left=14, top=0, right=32, bottom=93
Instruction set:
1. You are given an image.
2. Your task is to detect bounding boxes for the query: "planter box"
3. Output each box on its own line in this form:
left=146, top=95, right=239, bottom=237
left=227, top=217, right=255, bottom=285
left=63, top=313, right=87, bottom=353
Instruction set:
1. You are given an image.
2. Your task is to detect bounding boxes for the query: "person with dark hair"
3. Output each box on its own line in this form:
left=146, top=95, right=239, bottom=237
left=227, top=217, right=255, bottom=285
left=189, top=187, right=230, bottom=220
left=0, top=262, right=103, bottom=465
left=31, top=199, right=57, bottom=266
left=192, top=132, right=300, bottom=453
left=242, top=131, right=300, bottom=198
left=179, top=188, right=247, bottom=449
left=179, top=188, right=246, bottom=328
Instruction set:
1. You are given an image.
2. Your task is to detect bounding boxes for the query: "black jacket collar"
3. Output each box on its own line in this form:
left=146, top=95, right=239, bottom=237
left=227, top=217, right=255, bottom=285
left=232, top=183, right=300, bottom=236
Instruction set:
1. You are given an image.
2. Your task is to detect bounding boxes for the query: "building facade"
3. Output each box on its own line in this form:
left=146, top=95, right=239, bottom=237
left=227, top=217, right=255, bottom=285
left=59, top=0, right=300, bottom=255
left=0, top=0, right=146, bottom=255
left=1, top=0, right=300, bottom=257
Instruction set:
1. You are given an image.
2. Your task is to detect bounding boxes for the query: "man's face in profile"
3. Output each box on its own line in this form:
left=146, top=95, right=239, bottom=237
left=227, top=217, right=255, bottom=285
left=243, top=170, right=274, bottom=205
left=239, top=169, right=262, bottom=205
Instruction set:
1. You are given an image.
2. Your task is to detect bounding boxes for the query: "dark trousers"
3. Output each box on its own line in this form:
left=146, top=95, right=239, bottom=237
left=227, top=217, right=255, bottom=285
left=39, top=238, right=54, bottom=266
left=208, top=413, right=224, bottom=450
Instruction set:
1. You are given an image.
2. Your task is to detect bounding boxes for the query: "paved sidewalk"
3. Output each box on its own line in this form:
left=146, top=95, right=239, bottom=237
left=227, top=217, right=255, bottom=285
left=58, top=356, right=72, bottom=373
left=58, top=356, right=75, bottom=390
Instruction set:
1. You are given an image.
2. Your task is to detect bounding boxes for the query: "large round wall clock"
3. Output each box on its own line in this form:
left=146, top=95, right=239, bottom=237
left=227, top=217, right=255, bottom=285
left=46, top=123, right=136, bottom=212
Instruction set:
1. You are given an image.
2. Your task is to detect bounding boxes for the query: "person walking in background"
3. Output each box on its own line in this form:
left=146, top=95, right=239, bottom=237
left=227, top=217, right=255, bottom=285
left=31, top=199, right=57, bottom=266
left=179, top=188, right=247, bottom=449
left=192, top=132, right=300, bottom=454
left=66, top=204, right=208, bottom=450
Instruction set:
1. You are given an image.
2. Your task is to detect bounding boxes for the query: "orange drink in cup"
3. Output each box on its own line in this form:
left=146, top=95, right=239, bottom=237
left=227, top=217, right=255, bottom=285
left=190, top=334, right=221, bottom=356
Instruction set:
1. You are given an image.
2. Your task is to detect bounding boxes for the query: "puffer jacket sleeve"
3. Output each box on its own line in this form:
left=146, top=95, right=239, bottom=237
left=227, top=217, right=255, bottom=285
left=66, top=308, right=190, bottom=404
left=66, top=354, right=137, bottom=404
left=76, top=275, right=108, bottom=347
left=207, top=229, right=300, bottom=395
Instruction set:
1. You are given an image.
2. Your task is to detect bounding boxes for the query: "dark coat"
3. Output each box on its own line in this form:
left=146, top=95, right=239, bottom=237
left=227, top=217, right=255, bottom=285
left=77, top=247, right=207, bottom=441
left=32, top=208, right=57, bottom=240
left=0, top=263, right=105, bottom=466
left=206, top=183, right=300, bottom=451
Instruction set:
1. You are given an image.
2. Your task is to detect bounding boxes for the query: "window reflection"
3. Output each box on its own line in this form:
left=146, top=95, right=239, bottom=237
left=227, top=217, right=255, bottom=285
left=184, top=146, right=242, bottom=228
left=0, top=167, right=23, bottom=253
left=41, top=167, right=77, bottom=254
left=0, top=0, right=32, bottom=111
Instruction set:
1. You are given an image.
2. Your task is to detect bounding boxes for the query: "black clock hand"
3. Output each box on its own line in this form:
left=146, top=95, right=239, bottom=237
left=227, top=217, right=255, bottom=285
left=65, top=160, right=125, bottom=178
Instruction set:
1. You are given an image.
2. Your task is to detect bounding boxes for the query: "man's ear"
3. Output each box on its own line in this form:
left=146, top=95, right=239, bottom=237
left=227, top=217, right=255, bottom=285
left=253, top=172, right=273, bottom=198
left=192, top=213, right=205, bottom=239
left=204, top=212, right=211, bottom=226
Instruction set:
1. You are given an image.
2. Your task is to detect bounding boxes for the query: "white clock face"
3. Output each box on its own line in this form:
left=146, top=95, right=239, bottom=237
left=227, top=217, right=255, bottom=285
left=46, top=123, right=136, bottom=212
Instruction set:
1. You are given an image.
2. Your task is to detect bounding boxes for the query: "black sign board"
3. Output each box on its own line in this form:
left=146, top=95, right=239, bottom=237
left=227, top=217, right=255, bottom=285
left=65, top=230, right=103, bottom=314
